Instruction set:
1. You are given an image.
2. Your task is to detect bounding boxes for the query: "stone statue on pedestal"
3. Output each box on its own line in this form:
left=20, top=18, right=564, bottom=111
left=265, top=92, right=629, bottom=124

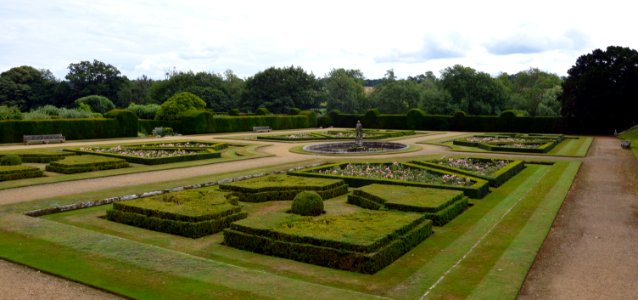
left=355, top=120, right=363, bottom=146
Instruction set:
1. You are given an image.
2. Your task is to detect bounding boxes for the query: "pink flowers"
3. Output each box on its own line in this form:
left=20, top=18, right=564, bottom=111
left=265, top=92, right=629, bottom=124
left=80, top=147, right=199, bottom=158
left=437, top=157, right=509, bottom=176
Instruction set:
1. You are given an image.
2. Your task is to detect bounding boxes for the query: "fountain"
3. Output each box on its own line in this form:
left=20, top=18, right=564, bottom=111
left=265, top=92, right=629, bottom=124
left=302, top=121, right=408, bottom=154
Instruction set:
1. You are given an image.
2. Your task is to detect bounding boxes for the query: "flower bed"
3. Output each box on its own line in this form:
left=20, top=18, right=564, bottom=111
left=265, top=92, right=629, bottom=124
left=256, top=129, right=415, bottom=141
left=412, top=157, right=525, bottom=187
left=130, top=141, right=228, bottom=151
left=223, top=210, right=432, bottom=273
left=0, top=165, right=43, bottom=181
left=219, top=174, right=348, bottom=202
left=107, top=188, right=247, bottom=238
left=348, top=184, right=468, bottom=226
left=45, top=155, right=129, bottom=174
left=257, top=132, right=323, bottom=141
left=453, top=134, right=562, bottom=153
left=290, top=162, right=490, bottom=198
left=69, top=145, right=221, bottom=165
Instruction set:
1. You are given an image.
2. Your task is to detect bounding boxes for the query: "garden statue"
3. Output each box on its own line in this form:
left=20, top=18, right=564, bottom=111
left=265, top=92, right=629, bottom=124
left=355, top=120, right=363, bottom=146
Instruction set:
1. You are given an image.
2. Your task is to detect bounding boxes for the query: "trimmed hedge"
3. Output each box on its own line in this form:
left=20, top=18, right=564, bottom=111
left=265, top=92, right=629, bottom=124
left=107, top=209, right=247, bottom=238
left=290, top=162, right=490, bottom=199
left=412, top=159, right=526, bottom=187
left=224, top=211, right=433, bottom=273
left=140, top=114, right=313, bottom=135
left=347, top=184, right=469, bottom=226
left=12, top=152, right=74, bottom=163
left=68, top=148, right=221, bottom=165
left=45, top=155, right=129, bottom=174
left=0, top=165, right=43, bottom=181
left=291, top=191, right=324, bottom=216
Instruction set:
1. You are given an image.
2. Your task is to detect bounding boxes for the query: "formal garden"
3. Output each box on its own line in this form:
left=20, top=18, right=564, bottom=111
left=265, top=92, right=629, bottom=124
left=0, top=135, right=583, bottom=299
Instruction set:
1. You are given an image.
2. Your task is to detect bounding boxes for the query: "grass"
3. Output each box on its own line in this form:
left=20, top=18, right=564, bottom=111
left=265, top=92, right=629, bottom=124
left=425, top=135, right=592, bottom=157
left=0, top=155, right=580, bottom=298
left=355, top=184, right=463, bottom=211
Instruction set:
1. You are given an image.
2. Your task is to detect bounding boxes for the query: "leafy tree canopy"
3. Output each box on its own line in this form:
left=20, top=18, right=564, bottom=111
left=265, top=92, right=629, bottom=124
left=65, top=60, right=127, bottom=102
left=0, top=66, right=58, bottom=110
left=155, top=91, right=206, bottom=120
left=74, top=95, right=115, bottom=114
left=440, top=65, right=509, bottom=115
left=324, top=68, right=366, bottom=113
left=560, top=46, right=638, bottom=133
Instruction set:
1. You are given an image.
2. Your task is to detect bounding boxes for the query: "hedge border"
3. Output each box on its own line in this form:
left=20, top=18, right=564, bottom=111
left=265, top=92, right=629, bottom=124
left=412, top=159, right=525, bottom=187
left=112, top=201, right=242, bottom=223
left=67, top=149, right=221, bottom=165
left=289, top=162, right=490, bottom=199
left=224, top=184, right=348, bottom=203
left=45, top=158, right=129, bottom=174
left=0, top=166, right=44, bottom=181
left=106, top=209, right=248, bottom=238
left=224, top=217, right=432, bottom=274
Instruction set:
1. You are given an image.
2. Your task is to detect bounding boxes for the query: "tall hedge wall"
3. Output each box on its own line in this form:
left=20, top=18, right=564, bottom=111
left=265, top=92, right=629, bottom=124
left=0, top=109, right=138, bottom=143
left=140, top=112, right=312, bottom=135
left=327, top=110, right=566, bottom=133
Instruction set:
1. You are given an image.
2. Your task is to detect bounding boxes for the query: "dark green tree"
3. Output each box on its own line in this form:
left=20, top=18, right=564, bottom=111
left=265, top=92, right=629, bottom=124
left=414, top=72, right=455, bottom=114
left=150, top=71, right=241, bottom=112
left=65, top=60, right=127, bottom=103
left=440, top=65, right=509, bottom=115
left=155, top=92, right=206, bottom=120
left=116, top=75, right=155, bottom=106
left=506, top=68, right=562, bottom=116
left=368, top=78, right=422, bottom=114
left=74, top=95, right=115, bottom=114
left=561, top=46, right=638, bottom=133
left=241, top=66, right=321, bottom=113
left=324, top=68, right=366, bottom=113
left=0, top=66, right=59, bottom=110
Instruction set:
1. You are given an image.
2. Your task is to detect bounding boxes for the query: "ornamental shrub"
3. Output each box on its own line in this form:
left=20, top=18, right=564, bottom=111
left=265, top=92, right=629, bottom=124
left=74, top=95, right=115, bottom=114
left=155, top=92, right=206, bottom=120
left=0, top=154, right=22, bottom=166
left=0, top=106, right=22, bottom=120
left=228, top=108, right=241, bottom=116
left=127, top=103, right=161, bottom=119
left=291, top=191, right=324, bottom=216
left=256, top=107, right=271, bottom=115
left=288, top=108, right=301, bottom=115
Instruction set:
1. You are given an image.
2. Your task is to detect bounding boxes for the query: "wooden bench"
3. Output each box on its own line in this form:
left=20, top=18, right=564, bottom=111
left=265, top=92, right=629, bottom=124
left=253, top=126, right=272, bottom=132
left=23, top=134, right=66, bottom=145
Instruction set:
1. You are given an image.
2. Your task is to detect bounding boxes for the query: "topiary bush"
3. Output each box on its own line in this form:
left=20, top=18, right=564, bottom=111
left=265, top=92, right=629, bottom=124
left=74, top=95, right=115, bottom=114
left=288, top=108, right=301, bottom=115
left=155, top=92, right=207, bottom=120
left=228, top=108, right=241, bottom=116
left=127, top=103, right=161, bottom=119
left=291, top=191, right=324, bottom=216
left=0, top=154, right=22, bottom=166
left=256, top=107, right=271, bottom=115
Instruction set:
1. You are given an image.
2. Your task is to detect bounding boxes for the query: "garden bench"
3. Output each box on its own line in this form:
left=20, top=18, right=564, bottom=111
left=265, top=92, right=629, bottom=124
left=253, top=126, right=272, bottom=132
left=23, top=134, right=65, bottom=145
left=621, top=140, right=631, bottom=149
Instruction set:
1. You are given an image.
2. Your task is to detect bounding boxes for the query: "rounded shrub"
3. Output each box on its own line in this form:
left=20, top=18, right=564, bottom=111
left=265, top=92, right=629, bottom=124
left=256, top=107, right=271, bottom=115
left=74, top=95, right=116, bottom=114
left=0, top=154, right=22, bottom=166
left=228, top=108, right=241, bottom=116
left=453, top=111, right=467, bottom=118
left=288, top=108, right=301, bottom=115
left=291, top=191, right=324, bottom=216
left=156, top=92, right=207, bottom=120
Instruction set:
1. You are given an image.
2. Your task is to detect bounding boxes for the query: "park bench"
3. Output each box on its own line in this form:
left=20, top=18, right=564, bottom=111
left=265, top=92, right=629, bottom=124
left=23, top=134, right=65, bottom=145
left=621, top=140, right=631, bottom=149
left=253, top=126, right=272, bottom=132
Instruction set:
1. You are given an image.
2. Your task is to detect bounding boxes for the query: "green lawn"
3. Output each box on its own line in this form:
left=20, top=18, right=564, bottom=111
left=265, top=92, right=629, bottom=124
left=0, top=156, right=580, bottom=299
left=425, top=135, right=592, bottom=157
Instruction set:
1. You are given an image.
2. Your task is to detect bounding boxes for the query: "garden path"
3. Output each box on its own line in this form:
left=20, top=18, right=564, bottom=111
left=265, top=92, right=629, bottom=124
left=518, top=136, right=638, bottom=299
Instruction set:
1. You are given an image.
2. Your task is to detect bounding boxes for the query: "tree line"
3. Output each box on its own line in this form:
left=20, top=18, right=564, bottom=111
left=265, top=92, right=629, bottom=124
left=1, top=45, right=637, bottom=133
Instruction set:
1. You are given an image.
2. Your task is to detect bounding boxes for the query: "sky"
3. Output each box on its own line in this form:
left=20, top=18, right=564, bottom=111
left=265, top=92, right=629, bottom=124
left=1, top=0, right=637, bottom=80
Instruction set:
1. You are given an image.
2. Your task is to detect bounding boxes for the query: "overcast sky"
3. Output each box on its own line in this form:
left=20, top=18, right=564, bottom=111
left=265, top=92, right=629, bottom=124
left=1, top=0, right=636, bottom=80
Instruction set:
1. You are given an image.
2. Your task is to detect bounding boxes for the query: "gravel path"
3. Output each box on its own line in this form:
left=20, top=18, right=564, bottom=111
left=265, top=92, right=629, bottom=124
left=519, top=136, right=638, bottom=299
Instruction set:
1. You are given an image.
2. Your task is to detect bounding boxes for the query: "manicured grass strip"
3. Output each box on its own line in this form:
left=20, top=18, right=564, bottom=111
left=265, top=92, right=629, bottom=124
left=0, top=214, right=386, bottom=300
left=548, top=137, right=592, bottom=157
left=420, top=161, right=579, bottom=299
left=467, top=161, right=580, bottom=299
left=386, top=164, right=551, bottom=299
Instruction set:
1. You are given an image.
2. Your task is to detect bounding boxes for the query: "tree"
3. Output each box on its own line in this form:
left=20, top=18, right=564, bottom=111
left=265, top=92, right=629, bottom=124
left=0, top=66, right=59, bottom=110
left=65, top=60, right=127, bottom=102
left=440, top=65, right=509, bottom=115
left=150, top=71, right=241, bottom=112
left=368, top=79, right=422, bottom=114
left=506, top=68, right=562, bottom=116
left=155, top=92, right=206, bottom=120
left=116, top=75, right=154, bottom=106
left=324, top=68, right=366, bottom=113
left=414, top=72, right=455, bottom=114
left=241, top=66, right=322, bottom=113
left=560, top=46, right=638, bottom=133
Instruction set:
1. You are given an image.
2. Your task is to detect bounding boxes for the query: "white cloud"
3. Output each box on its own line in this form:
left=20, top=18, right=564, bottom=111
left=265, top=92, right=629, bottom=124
left=1, top=0, right=638, bottom=79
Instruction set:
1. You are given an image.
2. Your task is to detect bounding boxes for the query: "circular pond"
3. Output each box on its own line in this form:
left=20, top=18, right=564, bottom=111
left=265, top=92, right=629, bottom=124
left=303, top=141, right=408, bottom=154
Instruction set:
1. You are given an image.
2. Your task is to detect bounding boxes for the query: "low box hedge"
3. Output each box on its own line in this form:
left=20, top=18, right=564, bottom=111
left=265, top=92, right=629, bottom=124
left=127, top=141, right=228, bottom=151
left=107, top=209, right=247, bottom=238
left=348, top=184, right=469, bottom=226
left=412, top=159, right=525, bottom=187
left=45, top=155, right=129, bottom=174
left=289, top=162, right=490, bottom=199
left=223, top=210, right=433, bottom=273
left=0, top=165, right=44, bottom=181
left=107, top=188, right=246, bottom=238
left=68, top=148, right=221, bottom=165
left=219, top=174, right=348, bottom=202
